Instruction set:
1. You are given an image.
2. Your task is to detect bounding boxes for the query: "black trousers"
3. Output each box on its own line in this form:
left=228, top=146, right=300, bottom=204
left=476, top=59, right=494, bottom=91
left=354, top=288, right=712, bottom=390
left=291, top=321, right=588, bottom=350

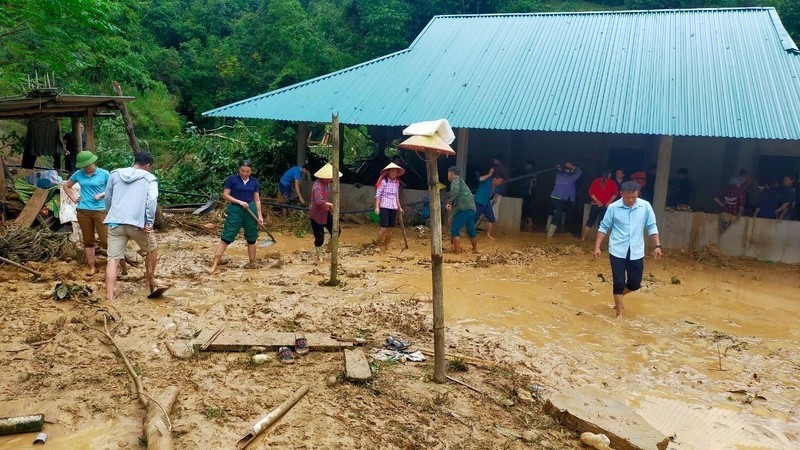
left=609, top=249, right=644, bottom=295
left=22, top=152, right=68, bottom=171
left=310, top=213, right=341, bottom=247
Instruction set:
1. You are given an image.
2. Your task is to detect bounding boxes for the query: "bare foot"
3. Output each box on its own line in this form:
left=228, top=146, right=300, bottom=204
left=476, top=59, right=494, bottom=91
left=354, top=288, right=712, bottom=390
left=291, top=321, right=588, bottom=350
left=486, top=234, right=495, bottom=240
left=85, top=267, right=97, bottom=277
left=244, top=262, right=258, bottom=269
left=207, top=265, right=218, bottom=274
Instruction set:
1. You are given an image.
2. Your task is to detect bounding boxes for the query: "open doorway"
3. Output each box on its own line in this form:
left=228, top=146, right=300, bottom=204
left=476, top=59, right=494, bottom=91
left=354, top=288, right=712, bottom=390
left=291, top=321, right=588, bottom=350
left=607, top=147, right=647, bottom=179
left=758, top=155, right=800, bottom=183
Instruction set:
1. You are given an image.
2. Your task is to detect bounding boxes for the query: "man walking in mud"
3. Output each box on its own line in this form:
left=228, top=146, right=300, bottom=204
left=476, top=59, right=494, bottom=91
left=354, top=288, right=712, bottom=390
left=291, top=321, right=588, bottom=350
left=104, top=152, right=159, bottom=302
left=592, top=181, right=661, bottom=318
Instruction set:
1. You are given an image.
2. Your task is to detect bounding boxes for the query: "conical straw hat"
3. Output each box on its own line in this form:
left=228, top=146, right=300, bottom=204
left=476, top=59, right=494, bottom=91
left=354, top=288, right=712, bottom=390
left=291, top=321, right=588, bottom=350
left=398, top=133, right=455, bottom=156
left=380, top=162, right=406, bottom=177
left=313, top=163, right=342, bottom=179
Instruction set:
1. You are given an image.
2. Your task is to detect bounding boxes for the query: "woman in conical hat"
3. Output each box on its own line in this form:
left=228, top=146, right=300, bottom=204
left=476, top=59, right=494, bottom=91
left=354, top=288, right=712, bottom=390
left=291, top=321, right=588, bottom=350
left=310, top=163, right=342, bottom=261
left=374, top=162, right=405, bottom=250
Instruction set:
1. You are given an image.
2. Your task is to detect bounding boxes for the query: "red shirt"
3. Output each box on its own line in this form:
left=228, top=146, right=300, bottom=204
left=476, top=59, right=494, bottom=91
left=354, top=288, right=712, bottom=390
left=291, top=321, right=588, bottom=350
left=716, top=186, right=746, bottom=215
left=588, top=178, right=619, bottom=206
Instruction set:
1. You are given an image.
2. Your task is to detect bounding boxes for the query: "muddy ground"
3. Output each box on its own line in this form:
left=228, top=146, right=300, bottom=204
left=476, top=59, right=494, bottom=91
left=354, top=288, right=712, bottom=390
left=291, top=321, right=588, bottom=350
left=0, top=214, right=798, bottom=449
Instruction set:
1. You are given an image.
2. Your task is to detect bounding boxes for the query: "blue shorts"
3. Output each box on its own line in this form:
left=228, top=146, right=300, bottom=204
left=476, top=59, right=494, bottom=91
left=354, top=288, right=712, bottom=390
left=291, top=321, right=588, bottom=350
left=279, top=183, right=293, bottom=199
left=451, top=210, right=477, bottom=238
left=474, top=202, right=495, bottom=223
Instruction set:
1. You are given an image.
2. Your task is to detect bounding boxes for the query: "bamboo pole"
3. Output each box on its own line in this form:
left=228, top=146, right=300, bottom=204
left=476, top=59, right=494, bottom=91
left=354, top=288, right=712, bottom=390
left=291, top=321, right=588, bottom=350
left=236, top=385, right=309, bottom=449
left=0, top=256, right=42, bottom=278
left=112, top=81, right=140, bottom=154
left=329, top=114, right=340, bottom=285
left=425, top=152, right=446, bottom=384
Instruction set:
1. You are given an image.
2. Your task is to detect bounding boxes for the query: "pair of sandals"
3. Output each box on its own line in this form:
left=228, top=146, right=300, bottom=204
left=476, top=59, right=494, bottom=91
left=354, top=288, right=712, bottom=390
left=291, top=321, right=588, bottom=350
left=278, top=335, right=309, bottom=364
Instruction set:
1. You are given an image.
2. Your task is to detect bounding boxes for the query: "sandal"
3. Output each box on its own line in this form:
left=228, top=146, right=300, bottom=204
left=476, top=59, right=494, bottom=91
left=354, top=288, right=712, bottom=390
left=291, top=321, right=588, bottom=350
left=277, top=346, right=295, bottom=364
left=295, top=334, right=309, bottom=355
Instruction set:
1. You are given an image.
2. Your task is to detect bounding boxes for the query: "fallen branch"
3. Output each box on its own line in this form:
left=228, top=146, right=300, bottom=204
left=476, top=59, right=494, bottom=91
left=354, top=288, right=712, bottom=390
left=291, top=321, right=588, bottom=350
left=236, top=385, right=309, bottom=449
left=446, top=375, right=485, bottom=395
left=0, top=255, right=42, bottom=278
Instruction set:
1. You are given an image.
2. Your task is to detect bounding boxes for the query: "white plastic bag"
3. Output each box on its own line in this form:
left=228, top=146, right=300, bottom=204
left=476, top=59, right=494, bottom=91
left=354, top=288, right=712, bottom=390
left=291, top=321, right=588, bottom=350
left=59, top=182, right=80, bottom=224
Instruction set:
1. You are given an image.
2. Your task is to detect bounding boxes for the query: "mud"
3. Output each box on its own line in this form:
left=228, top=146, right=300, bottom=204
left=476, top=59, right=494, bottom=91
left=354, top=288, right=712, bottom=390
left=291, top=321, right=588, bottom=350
left=0, top=221, right=798, bottom=449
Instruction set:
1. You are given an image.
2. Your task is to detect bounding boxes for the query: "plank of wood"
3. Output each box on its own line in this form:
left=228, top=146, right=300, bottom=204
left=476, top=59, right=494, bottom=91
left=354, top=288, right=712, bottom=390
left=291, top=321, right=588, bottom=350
left=544, top=386, right=669, bottom=450
left=14, top=188, right=50, bottom=228
left=344, top=348, right=372, bottom=382
left=194, top=330, right=353, bottom=352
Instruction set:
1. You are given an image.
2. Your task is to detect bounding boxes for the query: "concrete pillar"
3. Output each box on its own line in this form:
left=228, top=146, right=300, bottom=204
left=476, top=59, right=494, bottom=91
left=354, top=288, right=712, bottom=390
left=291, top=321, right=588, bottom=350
left=296, top=122, right=308, bottom=167
left=456, top=128, right=469, bottom=175
left=652, top=135, right=672, bottom=221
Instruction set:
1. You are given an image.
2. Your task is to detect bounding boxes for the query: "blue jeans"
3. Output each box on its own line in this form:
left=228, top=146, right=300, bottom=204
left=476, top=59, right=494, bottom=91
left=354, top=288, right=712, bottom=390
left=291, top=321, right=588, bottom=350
left=451, top=210, right=477, bottom=238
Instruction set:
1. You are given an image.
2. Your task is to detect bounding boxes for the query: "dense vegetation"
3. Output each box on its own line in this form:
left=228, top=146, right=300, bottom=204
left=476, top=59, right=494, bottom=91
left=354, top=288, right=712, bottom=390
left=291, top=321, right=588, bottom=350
left=1, top=0, right=798, bottom=195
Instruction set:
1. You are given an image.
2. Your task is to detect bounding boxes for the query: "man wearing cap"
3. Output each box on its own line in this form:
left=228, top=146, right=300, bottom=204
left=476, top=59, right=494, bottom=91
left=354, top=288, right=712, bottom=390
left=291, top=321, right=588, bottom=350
left=104, top=152, right=159, bottom=302
left=592, top=181, right=661, bottom=319
left=374, top=162, right=404, bottom=249
left=63, top=151, right=110, bottom=276
left=445, top=166, right=478, bottom=254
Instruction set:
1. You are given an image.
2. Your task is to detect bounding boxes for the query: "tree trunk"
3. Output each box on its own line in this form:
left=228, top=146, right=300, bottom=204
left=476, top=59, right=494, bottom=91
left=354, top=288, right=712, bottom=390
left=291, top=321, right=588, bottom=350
left=112, top=81, right=140, bottom=154
left=425, top=152, right=446, bottom=383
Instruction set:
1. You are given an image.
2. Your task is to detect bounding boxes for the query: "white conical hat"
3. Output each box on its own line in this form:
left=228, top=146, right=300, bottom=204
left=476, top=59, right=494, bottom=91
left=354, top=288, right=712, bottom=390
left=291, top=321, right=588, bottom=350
left=314, top=163, right=342, bottom=179
left=398, top=133, right=455, bottom=155
left=401, top=119, right=455, bottom=144
left=380, top=162, right=406, bottom=177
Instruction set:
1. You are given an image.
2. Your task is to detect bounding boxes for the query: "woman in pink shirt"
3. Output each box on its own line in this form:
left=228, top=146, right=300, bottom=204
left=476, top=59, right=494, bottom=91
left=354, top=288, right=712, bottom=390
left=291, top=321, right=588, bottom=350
left=310, top=163, right=341, bottom=261
left=374, top=162, right=404, bottom=250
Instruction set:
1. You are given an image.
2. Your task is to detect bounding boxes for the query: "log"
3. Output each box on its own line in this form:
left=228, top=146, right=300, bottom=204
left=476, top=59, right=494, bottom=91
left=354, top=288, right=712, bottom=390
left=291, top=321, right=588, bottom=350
left=144, top=386, right=179, bottom=450
left=0, top=255, right=42, bottom=278
left=0, top=414, right=44, bottom=436
left=236, top=385, right=309, bottom=449
left=112, top=81, right=140, bottom=154
left=84, top=109, right=95, bottom=151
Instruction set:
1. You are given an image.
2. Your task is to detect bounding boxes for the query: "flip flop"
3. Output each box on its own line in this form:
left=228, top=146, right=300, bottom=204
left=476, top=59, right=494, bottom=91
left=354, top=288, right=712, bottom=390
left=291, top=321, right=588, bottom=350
left=294, top=334, right=309, bottom=355
left=278, top=346, right=295, bottom=364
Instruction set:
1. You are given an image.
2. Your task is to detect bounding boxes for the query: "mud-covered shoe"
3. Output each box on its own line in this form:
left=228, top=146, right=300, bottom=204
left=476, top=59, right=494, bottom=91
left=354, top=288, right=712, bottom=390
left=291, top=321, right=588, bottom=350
left=295, top=334, right=309, bottom=355
left=278, top=346, right=295, bottom=364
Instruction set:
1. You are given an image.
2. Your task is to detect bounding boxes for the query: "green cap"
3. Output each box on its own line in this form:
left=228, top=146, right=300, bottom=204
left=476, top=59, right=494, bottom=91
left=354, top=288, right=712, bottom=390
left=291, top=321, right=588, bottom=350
left=75, top=151, right=98, bottom=169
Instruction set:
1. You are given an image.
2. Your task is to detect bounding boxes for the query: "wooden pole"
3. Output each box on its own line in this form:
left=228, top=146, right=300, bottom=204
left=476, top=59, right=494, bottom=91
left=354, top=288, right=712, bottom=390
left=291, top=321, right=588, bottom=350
left=112, top=81, right=140, bottom=154
left=296, top=122, right=308, bottom=167
left=329, top=114, right=340, bottom=285
left=84, top=109, right=96, bottom=151
left=0, top=256, right=42, bottom=278
left=425, top=151, right=446, bottom=384
left=235, top=385, right=309, bottom=449
left=652, top=135, right=673, bottom=223
left=70, top=116, right=83, bottom=154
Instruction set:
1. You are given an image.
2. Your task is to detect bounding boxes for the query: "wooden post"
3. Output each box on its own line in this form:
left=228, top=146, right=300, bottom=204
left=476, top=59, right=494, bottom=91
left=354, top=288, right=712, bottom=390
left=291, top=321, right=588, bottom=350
left=84, top=109, right=96, bottom=151
left=329, top=115, right=340, bottom=285
left=297, top=122, right=308, bottom=167
left=652, top=135, right=672, bottom=222
left=455, top=128, right=469, bottom=177
left=71, top=116, right=83, bottom=153
left=112, top=81, right=140, bottom=154
left=425, top=151, right=446, bottom=384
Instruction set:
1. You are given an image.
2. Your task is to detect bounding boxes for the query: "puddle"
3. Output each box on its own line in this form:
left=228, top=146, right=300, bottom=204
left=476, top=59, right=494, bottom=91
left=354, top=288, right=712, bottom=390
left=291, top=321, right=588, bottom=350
left=0, top=419, right=139, bottom=450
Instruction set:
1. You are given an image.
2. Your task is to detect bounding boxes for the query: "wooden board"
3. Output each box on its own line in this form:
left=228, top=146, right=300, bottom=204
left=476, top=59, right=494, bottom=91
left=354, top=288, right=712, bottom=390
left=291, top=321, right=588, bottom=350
left=344, top=348, right=372, bottom=381
left=14, top=188, right=49, bottom=228
left=544, top=386, right=669, bottom=450
left=194, top=330, right=353, bottom=352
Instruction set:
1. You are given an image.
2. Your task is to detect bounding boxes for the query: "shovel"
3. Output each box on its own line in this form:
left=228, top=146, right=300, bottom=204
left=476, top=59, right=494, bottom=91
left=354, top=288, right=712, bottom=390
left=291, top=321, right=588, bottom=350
left=399, top=208, right=409, bottom=250
left=192, top=194, right=219, bottom=215
left=243, top=206, right=277, bottom=248
left=144, top=250, right=169, bottom=299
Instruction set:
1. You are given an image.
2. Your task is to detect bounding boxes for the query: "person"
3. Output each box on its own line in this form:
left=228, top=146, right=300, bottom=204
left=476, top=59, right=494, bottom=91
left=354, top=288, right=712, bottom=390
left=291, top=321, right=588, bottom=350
left=630, top=171, right=647, bottom=199
left=374, top=162, right=404, bottom=249
left=592, top=181, right=661, bottom=319
left=490, top=155, right=510, bottom=221
left=445, top=166, right=477, bottom=254
left=547, top=162, right=582, bottom=238
left=63, top=151, right=110, bottom=276
left=521, top=160, right=537, bottom=230
left=754, top=179, right=781, bottom=219
left=208, top=160, right=264, bottom=274
left=613, top=168, right=626, bottom=190
left=666, top=167, right=694, bottom=210
left=474, top=168, right=505, bottom=240
left=62, top=123, right=85, bottom=174
left=278, top=164, right=310, bottom=207
left=776, top=175, right=796, bottom=220
left=310, top=163, right=341, bottom=261
left=103, top=152, right=159, bottom=302
left=713, top=177, right=746, bottom=234
left=582, top=169, right=619, bottom=241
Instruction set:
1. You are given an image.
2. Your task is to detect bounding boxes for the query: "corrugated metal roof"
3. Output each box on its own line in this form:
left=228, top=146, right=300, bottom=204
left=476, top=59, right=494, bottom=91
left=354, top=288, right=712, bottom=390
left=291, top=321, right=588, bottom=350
left=204, top=8, right=800, bottom=140
left=0, top=93, right=134, bottom=119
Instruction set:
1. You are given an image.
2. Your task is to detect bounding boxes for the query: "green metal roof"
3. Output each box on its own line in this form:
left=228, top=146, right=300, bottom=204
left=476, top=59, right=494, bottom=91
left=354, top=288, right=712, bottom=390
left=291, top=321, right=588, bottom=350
left=204, top=8, right=800, bottom=140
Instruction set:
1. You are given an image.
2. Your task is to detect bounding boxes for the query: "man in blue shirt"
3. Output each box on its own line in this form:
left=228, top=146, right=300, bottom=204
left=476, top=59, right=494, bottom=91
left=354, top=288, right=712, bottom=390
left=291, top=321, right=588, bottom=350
left=473, top=168, right=504, bottom=240
left=279, top=165, right=311, bottom=205
left=593, top=181, right=662, bottom=318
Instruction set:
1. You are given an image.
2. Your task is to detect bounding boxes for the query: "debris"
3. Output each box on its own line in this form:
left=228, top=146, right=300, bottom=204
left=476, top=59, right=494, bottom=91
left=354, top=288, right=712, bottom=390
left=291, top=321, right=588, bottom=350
left=53, top=282, right=93, bottom=301
left=581, top=431, right=612, bottom=450
left=14, top=188, right=50, bottom=228
left=33, top=431, right=48, bottom=445
left=446, top=375, right=484, bottom=395
left=235, top=385, right=309, bottom=449
left=199, top=326, right=227, bottom=351
left=194, top=330, right=353, bottom=352
left=344, top=348, right=372, bottom=381
left=251, top=354, right=268, bottom=365
left=0, top=414, right=44, bottom=436
left=165, top=341, right=195, bottom=359
left=521, top=430, right=539, bottom=443
left=545, top=386, right=669, bottom=450
left=0, top=255, right=42, bottom=279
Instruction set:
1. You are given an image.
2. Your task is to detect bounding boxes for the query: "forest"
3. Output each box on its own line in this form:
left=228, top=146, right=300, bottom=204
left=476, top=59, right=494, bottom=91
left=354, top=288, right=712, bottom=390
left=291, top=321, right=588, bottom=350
left=1, top=0, right=798, bottom=195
